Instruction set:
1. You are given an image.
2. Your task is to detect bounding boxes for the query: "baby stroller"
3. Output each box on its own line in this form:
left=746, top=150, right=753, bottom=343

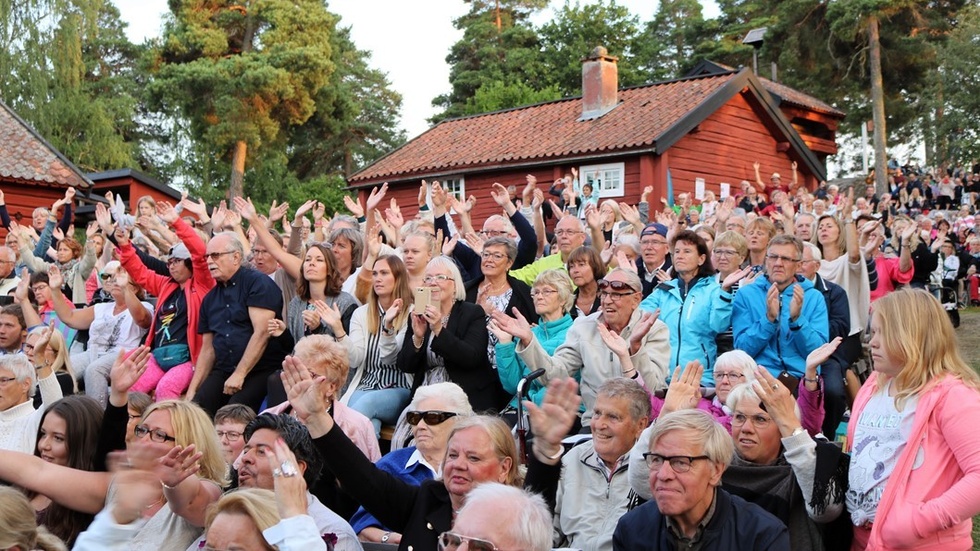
left=940, top=284, right=961, bottom=328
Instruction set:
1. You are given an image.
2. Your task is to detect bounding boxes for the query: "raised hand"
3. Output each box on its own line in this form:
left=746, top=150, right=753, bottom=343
left=155, top=444, right=204, bottom=489
left=47, top=265, right=65, bottom=291
left=114, top=225, right=131, bottom=247
left=615, top=250, right=637, bottom=273
left=661, top=362, right=704, bottom=416
left=442, top=233, right=458, bottom=256
left=110, top=346, right=151, bottom=397
left=752, top=367, right=803, bottom=436
left=720, top=265, right=753, bottom=292
left=232, top=196, right=257, bottom=223
left=532, top=188, right=545, bottom=210
left=382, top=298, right=403, bottom=330
left=463, top=231, right=485, bottom=255
left=13, top=268, right=29, bottom=303
left=597, top=322, right=630, bottom=358
left=366, top=182, right=389, bottom=213
left=311, top=201, right=326, bottom=223
left=486, top=319, right=512, bottom=344
left=430, top=182, right=447, bottom=209
left=584, top=203, right=601, bottom=230
left=52, top=227, right=64, bottom=243
left=620, top=203, right=641, bottom=226
left=628, top=310, right=659, bottom=355
left=268, top=200, right=290, bottom=223
left=766, top=283, right=781, bottom=323
left=95, top=202, right=114, bottom=234
left=385, top=199, right=405, bottom=230
left=293, top=200, right=316, bottom=222
left=343, top=195, right=364, bottom=219
left=418, top=181, right=428, bottom=208
left=489, top=308, right=534, bottom=346
left=806, top=336, right=842, bottom=373
left=156, top=201, right=179, bottom=224
left=789, top=283, right=804, bottom=321
left=526, top=378, right=581, bottom=455
left=489, top=183, right=510, bottom=208
left=312, top=300, right=343, bottom=332
left=281, top=355, right=329, bottom=421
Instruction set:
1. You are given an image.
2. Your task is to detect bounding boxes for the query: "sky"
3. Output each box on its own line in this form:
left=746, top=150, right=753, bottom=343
left=113, top=0, right=720, bottom=141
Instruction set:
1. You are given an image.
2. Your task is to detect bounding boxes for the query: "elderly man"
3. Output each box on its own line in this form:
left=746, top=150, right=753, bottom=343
left=510, top=215, right=588, bottom=284
left=500, top=268, right=668, bottom=426
left=445, top=483, right=553, bottom=551
left=794, top=213, right=816, bottom=242
left=613, top=409, right=789, bottom=550
left=636, top=223, right=673, bottom=297
left=185, top=413, right=360, bottom=551
left=187, top=232, right=287, bottom=417
left=732, top=235, right=828, bottom=380
left=0, top=353, right=61, bottom=453
left=0, top=246, right=18, bottom=295
left=531, top=378, right=649, bottom=551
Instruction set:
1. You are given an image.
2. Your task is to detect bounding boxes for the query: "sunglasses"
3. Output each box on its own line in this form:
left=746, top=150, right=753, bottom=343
left=438, top=531, right=500, bottom=551
left=597, top=279, right=637, bottom=293
left=406, top=410, right=458, bottom=426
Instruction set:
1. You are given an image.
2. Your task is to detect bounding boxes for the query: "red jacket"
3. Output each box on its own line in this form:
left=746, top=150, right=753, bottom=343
left=118, top=218, right=214, bottom=363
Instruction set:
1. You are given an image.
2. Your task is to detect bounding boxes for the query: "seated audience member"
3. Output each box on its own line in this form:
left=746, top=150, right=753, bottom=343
left=465, top=235, right=534, bottom=325
left=187, top=232, right=288, bottom=417
left=0, top=353, right=62, bottom=453
left=27, top=395, right=103, bottom=546
left=13, top=220, right=97, bottom=304
left=0, top=245, right=20, bottom=296
left=213, top=403, right=256, bottom=468
left=744, top=217, right=777, bottom=270
left=398, top=256, right=507, bottom=413
left=47, top=264, right=152, bottom=408
left=509, top=215, right=588, bottom=285
left=500, top=268, right=669, bottom=426
left=490, top=269, right=574, bottom=411
left=635, top=223, right=673, bottom=298
left=351, top=382, right=473, bottom=545
left=732, top=235, right=829, bottom=381
left=529, top=378, right=649, bottom=551
left=0, top=486, right=67, bottom=551
left=202, top=487, right=328, bottom=551
left=640, top=231, right=733, bottom=384
left=710, top=231, right=751, bottom=356
left=117, top=202, right=215, bottom=402
left=566, top=246, right=603, bottom=319
left=283, top=350, right=522, bottom=551
left=444, top=483, right=553, bottom=551
left=25, top=326, right=76, bottom=407
left=188, top=413, right=359, bottom=551
left=0, top=303, right=26, bottom=354
left=613, top=409, right=790, bottom=550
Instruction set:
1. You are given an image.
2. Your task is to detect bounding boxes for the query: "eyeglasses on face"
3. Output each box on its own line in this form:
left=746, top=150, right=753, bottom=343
left=481, top=251, right=508, bottom=261
left=554, top=229, right=582, bottom=237
left=0, top=376, right=19, bottom=386
left=643, top=453, right=711, bottom=473
left=423, top=274, right=452, bottom=285
left=765, top=253, right=800, bottom=264
left=713, top=371, right=744, bottom=381
left=406, top=410, right=458, bottom=426
left=530, top=287, right=557, bottom=298
left=216, top=430, right=244, bottom=442
left=731, top=412, right=773, bottom=429
left=641, top=239, right=668, bottom=247
left=99, top=272, right=114, bottom=280
left=204, top=251, right=237, bottom=261
left=166, top=258, right=185, bottom=266
left=438, top=531, right=500, bottom=551
left=31, top=284, right=48, bottom=293
left=481, top=230, right=507, bottom=237
left=134, top=424, right=176, bottom=443
left=712, top=249, right=739, bottom=258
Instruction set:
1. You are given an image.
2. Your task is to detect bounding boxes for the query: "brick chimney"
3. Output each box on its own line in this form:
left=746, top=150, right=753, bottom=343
left=580, top=46, right=619, bottom=121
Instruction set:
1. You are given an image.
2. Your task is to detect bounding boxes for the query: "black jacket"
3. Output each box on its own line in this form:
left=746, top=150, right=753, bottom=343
left=463, top=274, right=534, bottom=322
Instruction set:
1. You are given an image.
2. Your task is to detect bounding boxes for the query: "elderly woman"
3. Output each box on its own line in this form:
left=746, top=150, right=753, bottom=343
left=464, top=235, right=534, bottom=321
left=847, top=290, right=980, bottom=550
left=398, top=256, right=507, bottom=413
left=566, top=245, right=603, bottom=319
left=639, top=231, right=735, bottom=383
left=490, top=269, right=574, bottom=409
left=712, top=231, right=751, bottom=356
left=350, top=382, right=474, bottom=546
left=282, top=351, right=521, bottom=551
left=46, top=264, right=152, bottom=408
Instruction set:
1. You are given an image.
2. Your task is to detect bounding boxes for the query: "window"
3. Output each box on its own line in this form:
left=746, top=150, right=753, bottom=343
left=441, top=177, right=466, bottom=204
left=580, top=162, right=624, bottom=198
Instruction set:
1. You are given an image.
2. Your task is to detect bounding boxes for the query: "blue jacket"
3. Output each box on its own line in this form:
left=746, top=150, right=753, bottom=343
left=349, top=446, right=434, bottom=534
left=639, top=275, right=732, bottom=386
left=732, top=274, right=829, bottom=378
left=496, top=313, right=574, bottom=408
left=613, top=487, right=789, bottom=550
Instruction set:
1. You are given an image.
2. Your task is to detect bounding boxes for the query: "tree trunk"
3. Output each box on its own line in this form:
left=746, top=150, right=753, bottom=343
left=869, top=16, right=889, bottom=196
left=229, top=140, right=247, bottom=200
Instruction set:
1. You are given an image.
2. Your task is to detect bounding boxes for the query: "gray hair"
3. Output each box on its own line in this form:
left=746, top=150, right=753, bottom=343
left=614, top=233, right=641, bottom=256
left=713, top=350, right=759, bottom=385
left=0, top=354, right=35, bottom=398
left=327, top=214, right=359, bottom=233
left=483, top=214, right=514, bottom=236
left=604, top=268, right=643, bottom=295
left=725, top=382, right=801, bottom=420
left=533, top=269, right=575, bottom=314
left=650, top=409, right=733, bottom=467
left=410, top=382, right=474, bottom=416
left=458, top=483, right=552, bottom=551
left=801, top=241, right=822, bottom=261
left=597, top=377, right=651, bottom=424
left=212, top=231, right=245, bottom=257
left=426, top=256, right=466, bottom=301
left=0, top=246, right=14, bottom=262
left=328, top=227, right=365, bottom=269
left=482, top=236, right=518, bottom=263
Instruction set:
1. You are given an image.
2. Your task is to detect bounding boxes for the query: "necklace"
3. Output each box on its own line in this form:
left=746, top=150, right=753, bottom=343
left=144, top=494, right=165, bottom=510
left=480, top=280, right=506, bottom=296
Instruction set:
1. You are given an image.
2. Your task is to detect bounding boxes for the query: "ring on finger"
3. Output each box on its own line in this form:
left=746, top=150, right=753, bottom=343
left=280, top=460, right=299, bottom=478
left=771, top=383, right=779, bottom=390
left=273, top=468, right=282, bottom=477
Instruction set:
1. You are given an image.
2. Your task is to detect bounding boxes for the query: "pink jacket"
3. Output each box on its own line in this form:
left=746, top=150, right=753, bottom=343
left=848, top=373, right=980, bottom=550
left=264, top=400, right=381, bottom=462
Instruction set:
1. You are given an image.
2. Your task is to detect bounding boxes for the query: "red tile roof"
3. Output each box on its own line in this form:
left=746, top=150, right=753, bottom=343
left=698, top=61, right=844, bottom=117
left=0, top=101, right=91, bottom=188
left=350, top=72, right=739, bottom=184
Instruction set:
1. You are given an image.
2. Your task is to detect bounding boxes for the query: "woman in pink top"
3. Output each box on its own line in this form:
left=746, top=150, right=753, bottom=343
left=847, top=289, right=980, bottom=550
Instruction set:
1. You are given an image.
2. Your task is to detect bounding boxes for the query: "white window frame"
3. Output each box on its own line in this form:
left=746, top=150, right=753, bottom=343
left=580, top=162, right=625, bottom=198
left=426, top=176, right=466, bottom=213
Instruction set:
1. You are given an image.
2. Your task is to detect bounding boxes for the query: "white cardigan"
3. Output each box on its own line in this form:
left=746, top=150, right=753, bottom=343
left=0, top=371, right=63, bottom=454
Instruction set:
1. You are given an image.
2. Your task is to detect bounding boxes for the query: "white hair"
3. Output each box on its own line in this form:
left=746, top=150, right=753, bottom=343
left=802, top=241, right=822, bottom=261
left=0, top=354, right=35, bottom=398
left=459, top=483, right=552, bottom=551
left=410, top=382, right=474, bottom=416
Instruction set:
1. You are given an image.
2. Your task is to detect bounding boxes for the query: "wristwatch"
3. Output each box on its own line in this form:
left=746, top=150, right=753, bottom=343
left=381, top=532, right=391, bottom=543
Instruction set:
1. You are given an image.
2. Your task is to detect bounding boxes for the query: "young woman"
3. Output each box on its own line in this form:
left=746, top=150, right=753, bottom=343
left=340, top=254, right=414, bottom=437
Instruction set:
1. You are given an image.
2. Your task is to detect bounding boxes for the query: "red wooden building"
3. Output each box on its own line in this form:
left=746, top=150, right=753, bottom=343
left=347, top=50, right=844, bottom=229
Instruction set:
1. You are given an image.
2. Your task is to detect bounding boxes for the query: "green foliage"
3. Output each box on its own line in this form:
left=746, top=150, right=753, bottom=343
left=465, top=80, right=562, bottom=113
left=930, top=3, right=980, bottom=163
left=635, top=0, right=705, bottom=80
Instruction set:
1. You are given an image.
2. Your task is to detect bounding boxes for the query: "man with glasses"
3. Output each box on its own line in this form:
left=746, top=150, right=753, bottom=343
left=0, top=352, right=61, bottom=453
left=614, top=409, right=789, bottom=550
left=509, top=216, right=588, bottom=285
left=0, top=246, right=18, bottom=296
left=187, top=232, right=288, bottom=417
left=732, top=235, right=828, bottom=381
left=510, top=268, right=668, bottom=427
left=636, top=223, right=673, bottom=297
left=442, top=483, right=552, bottom=551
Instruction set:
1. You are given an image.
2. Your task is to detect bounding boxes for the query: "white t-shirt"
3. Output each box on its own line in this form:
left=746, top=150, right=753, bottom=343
left=846, top=380, right=920, bottom=525
left=88, top=301, right=153, bottom=354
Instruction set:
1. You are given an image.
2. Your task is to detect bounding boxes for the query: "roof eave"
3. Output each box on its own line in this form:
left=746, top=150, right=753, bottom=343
left=0, top=100, right=94, bottom=188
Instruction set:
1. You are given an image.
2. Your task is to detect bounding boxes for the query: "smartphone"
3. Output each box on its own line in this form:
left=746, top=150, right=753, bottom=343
left=413, top=287, right=430, bottom=315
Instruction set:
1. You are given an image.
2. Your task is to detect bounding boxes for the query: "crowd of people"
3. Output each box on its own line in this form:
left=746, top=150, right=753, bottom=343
left=0, top=159, right=978, bottom=551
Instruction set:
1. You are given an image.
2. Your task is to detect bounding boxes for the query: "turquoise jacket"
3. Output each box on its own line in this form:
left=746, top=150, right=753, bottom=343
left=496, top=313, right=574, bottom=408
left=639, top=275, right=732, bottom=386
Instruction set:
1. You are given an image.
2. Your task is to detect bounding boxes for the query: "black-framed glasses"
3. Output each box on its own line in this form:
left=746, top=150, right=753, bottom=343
left=99, top=272, right=113, bottom=280
left=216, top=430, right=243, bottom=442
left=204, top=251, right=237, bottom=261
left=643, top=453, right=711, bottom=473
left=731, top=412, right=772, bottom=429
left=597, top=279, right=637, bottom=293
left=166, top=257, right=185, bottom=266
left=438, top=531, right=499, bottom=551
left=406, top=410, right=458, bottom=426
left=134, top=424, right=176, bottom=443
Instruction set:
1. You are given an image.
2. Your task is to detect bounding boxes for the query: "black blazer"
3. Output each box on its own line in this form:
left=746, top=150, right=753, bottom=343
left=463, top=274, right=535, bottom=322
left=397, top=300, right=507, bottom=412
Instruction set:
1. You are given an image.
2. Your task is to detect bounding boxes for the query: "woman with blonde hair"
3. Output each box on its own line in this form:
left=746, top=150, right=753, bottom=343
left=0, top=487, right=67, bottom=551
left=0, top=349, right=228, bottom=551
left=847, top=289, right=980, bottom=550
left=25, top=325, right=75, bottom=400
